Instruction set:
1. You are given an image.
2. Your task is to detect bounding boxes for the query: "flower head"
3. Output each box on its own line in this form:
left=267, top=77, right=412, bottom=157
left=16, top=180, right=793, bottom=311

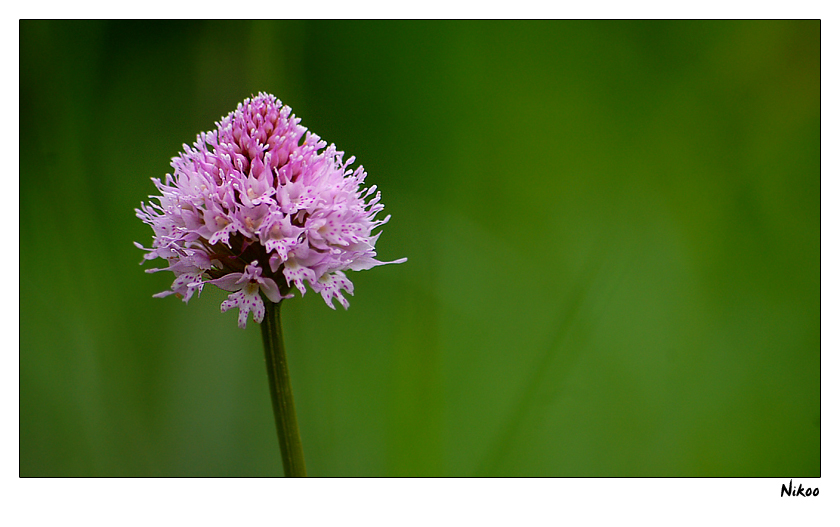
left=136, top=93, right=405, bottom=328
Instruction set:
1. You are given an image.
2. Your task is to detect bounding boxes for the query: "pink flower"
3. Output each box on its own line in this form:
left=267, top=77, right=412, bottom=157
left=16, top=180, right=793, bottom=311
left=136, top=93, right=405, bottom=327
left=209, top=261, right=288, bottom=328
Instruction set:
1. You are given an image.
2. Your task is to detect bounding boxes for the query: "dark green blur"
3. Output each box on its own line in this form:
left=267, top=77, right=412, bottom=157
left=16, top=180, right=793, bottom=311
left=20, top=21, right=819, bottom=476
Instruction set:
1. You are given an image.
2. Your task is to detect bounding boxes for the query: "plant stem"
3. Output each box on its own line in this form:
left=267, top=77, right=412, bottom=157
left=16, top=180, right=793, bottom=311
left=260, top=300, right=307, bottom=477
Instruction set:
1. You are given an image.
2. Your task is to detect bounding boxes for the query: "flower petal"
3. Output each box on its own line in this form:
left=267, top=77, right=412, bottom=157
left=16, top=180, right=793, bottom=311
left=206, top=273, right=245, bottom=292
left=259, top=277, right=282, bottom=303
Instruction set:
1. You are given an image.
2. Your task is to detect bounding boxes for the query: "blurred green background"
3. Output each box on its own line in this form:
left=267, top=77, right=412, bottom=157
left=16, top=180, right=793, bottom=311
left=20, top=20, right=819, bottom=476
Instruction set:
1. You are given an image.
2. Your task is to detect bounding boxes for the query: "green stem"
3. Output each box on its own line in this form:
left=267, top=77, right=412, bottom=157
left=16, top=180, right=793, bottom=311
left=260, top=300, right=307, bottom=477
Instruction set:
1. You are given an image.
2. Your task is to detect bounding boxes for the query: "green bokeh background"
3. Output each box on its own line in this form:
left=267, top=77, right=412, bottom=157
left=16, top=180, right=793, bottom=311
left=20, top=20, right=819, bottom=476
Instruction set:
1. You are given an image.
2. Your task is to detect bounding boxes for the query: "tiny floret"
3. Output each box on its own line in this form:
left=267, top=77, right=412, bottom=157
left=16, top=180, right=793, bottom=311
left=136, top=93, right=405, bottom=327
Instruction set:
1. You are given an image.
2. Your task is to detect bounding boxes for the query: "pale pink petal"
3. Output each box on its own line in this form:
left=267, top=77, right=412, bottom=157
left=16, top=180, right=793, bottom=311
left=259, top=277, right=282, bottom=303
left=206, top=273, right=245, bottom=292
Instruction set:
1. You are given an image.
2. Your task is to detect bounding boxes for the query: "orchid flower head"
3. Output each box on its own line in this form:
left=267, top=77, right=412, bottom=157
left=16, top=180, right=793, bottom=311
left=136, top=93, right=405, bottom=327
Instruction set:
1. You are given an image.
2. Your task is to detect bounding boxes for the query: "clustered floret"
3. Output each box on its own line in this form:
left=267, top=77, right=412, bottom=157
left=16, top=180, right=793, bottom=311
left=136, top=93, right=405, bottom=328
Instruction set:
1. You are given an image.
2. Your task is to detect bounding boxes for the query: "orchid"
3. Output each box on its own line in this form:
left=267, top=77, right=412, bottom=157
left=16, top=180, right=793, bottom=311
left=136, top=93, right=405, bottom=327
left=135, top=93, right=406, bottom=475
